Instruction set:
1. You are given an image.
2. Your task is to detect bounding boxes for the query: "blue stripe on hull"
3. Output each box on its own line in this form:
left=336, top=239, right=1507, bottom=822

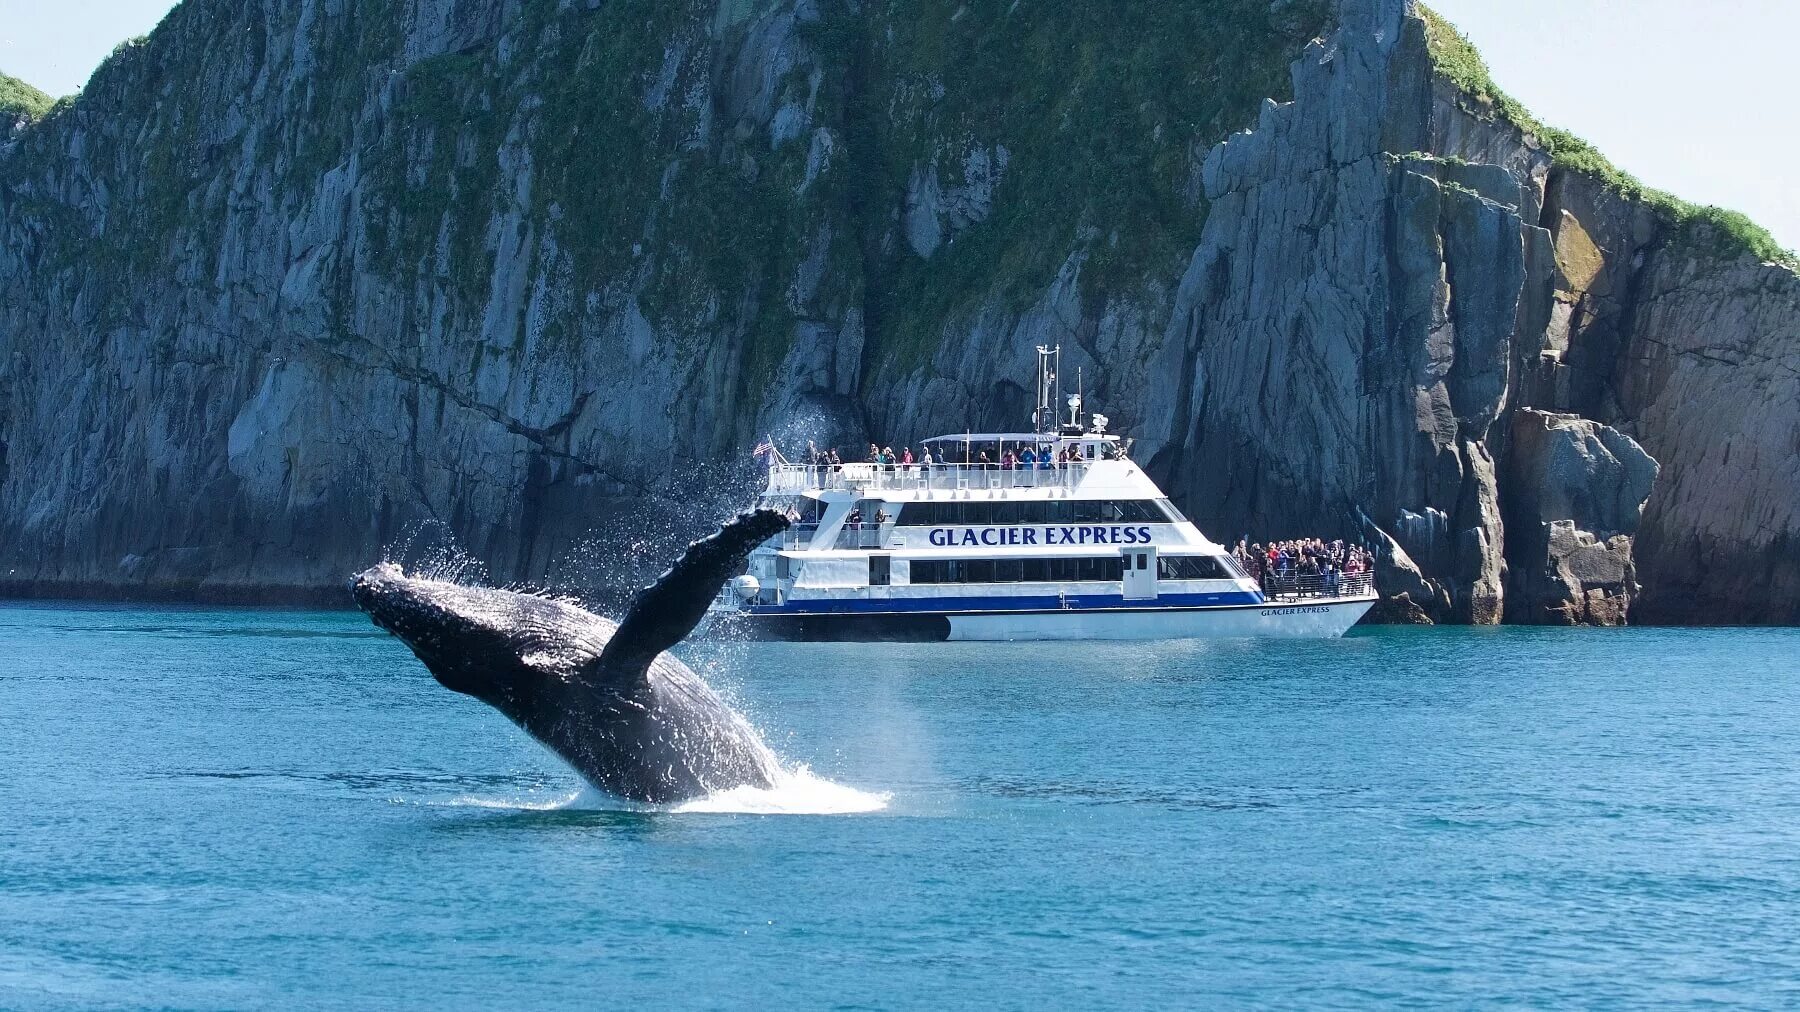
left=743, top=591, right=1265, bottom=617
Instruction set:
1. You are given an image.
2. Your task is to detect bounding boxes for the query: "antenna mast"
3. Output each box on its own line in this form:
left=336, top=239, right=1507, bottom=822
left=1033, top=344, right=1061, bottom=438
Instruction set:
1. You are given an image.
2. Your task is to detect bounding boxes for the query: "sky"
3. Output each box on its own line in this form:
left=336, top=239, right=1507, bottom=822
left=0, top=0, right=1795, bottom=251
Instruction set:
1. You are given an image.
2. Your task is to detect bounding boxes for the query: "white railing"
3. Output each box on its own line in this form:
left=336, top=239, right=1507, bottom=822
left=767, top=461, right=1095, bottom=495
left=777, top=523, right=821, bottom=549
left=1259, top=571, right=1375, bottom=601
left=832, top=523, right=888, bottom=549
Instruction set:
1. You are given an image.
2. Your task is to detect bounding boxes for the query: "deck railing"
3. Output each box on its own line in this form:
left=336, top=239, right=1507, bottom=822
left=1259, top=571, right=1374, bottom=601
left=832, top=523, right=888, bottom=550
left=777, top=523, right=821, bottom=549
left=767, top=461, right=1099, bottom=495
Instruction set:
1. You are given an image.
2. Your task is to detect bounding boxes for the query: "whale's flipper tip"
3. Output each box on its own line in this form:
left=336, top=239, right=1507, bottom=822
left=589, top=509, right=790, bottom=685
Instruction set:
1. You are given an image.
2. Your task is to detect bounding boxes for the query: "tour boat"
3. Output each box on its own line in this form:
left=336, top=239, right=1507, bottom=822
left=711, top=348, right=1377, bottom=641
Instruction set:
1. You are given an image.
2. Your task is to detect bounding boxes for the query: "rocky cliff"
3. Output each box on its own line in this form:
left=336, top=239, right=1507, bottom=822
left=1, top=0, right=1795, bottom=622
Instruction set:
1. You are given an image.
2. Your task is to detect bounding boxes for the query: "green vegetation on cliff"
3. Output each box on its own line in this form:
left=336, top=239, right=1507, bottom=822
left=839, top=0, right=1332, bottom=366
left=1419, top=5, right=1794, bottom=267
left=365, top=0, right=1335, bottom=381
left=0, top=70, right=55, bottom=123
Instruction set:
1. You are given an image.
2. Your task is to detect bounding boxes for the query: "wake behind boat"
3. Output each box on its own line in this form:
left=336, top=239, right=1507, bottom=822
left=713, top=348, right=1377, bottom=642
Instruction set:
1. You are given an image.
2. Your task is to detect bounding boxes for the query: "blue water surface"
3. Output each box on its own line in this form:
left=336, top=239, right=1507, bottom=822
left=2, top=602, right=1799, bottom=1008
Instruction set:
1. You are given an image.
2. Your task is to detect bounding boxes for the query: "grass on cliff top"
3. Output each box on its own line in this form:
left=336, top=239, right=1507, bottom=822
left=1418, top=4, right=1795, bottom=267
left=0, top=69, right=55, bottom=123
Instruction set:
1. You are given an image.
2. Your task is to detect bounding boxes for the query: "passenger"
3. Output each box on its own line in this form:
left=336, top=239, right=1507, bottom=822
left=846, top=507, right=863, bottom=526
left=874, top=508, right=890, bottom=524
left=868, top=443, right=882, bottom=464
left=977, top=451, right=992, bottom=467
left=902, top=447, right=915, bottom=467
left=1020, top=447, right=1037, bottom=467
left=1002, top=450, right=1017, bottom=469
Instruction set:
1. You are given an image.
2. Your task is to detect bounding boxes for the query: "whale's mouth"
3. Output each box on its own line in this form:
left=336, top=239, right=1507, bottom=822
left=348, top=564, right=526, bottom=696
left=347, top=562, right=410, bottom=627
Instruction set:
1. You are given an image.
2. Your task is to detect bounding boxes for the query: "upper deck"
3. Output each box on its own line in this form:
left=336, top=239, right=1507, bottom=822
left=765, top=431, right=1141, bottom=499
left=766, top=460, right=1120, bottom=497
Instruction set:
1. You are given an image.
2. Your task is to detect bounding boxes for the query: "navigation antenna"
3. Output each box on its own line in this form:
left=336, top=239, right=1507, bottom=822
left=1034, top=344, right=1061, bottom=438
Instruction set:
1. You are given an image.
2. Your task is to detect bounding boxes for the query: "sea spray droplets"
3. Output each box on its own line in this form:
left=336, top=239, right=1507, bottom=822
left=537, top=455, right=771, bottom=612
left=381, top=519, right=490, bottom=586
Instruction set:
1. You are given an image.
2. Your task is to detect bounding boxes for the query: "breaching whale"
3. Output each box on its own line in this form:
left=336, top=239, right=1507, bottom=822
left=349, top=509, right=790, bottom=803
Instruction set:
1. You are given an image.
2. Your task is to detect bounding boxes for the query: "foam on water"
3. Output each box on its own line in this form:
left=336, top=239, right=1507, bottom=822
left=432, top=791, right=586, bottom=811
left=670, top=765, right=891, bottom=815
left=429, top=766, right=888, bottom=816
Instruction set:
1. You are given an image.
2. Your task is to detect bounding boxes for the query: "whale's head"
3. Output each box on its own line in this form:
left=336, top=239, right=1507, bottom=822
left=349, top=563, right=611, bottom=707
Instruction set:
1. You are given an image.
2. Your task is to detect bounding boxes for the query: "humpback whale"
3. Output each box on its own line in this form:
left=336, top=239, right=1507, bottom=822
left=350, top=509, right=790, bottom=803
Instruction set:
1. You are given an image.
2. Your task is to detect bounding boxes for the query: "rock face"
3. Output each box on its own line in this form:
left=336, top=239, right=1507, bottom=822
left=0, top=0, right=1795, bottom=622
left=1504, top=409, right=1657, bottom=624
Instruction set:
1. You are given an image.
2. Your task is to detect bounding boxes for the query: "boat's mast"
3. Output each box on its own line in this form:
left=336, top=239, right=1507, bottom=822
left=1034, top=344, right=1060, bottom=438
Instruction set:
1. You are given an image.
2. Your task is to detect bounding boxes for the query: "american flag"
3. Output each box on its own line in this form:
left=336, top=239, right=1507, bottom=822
left=752, top=437, right=775, bottom=460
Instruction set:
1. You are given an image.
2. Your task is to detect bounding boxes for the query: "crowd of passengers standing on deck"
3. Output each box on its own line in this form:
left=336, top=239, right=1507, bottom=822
left=1233, top=538, right=1373, bottom=598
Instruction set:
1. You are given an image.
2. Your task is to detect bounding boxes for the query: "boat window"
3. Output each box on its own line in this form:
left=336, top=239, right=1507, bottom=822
left=909, top=557, right=1125, bottom=584
left=1117, top=500, right=1166, bottom=523
left=1157, top=555, right=1233, bottom=580
left=869, top=555, right=890, bottom=586
left=1076, top=557, right=1113, bottom=581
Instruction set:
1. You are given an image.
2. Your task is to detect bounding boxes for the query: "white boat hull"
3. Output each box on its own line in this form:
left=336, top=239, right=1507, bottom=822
left=944, top=599, right=1375, bottom=641
left=720, top=595, right=1377, bottom=642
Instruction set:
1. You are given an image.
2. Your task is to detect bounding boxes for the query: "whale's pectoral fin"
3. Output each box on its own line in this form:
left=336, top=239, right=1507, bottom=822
left=587, top=509, right=791, bottom=685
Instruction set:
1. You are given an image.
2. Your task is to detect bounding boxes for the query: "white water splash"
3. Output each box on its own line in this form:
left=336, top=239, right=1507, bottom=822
left=430, top=766, right=888, bottom=816
left=670, top=765, right=890, bottom=815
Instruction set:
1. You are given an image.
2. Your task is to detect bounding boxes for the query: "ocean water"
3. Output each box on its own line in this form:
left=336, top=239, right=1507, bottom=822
left=3, top=603, right=1799, bottom=1008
